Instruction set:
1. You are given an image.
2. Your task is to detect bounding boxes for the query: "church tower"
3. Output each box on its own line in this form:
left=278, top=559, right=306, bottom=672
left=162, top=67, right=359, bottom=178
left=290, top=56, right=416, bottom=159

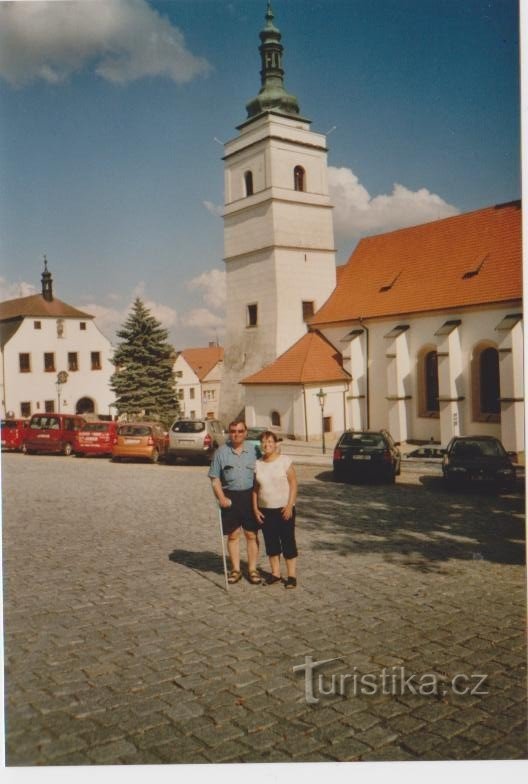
left=221, top=2, right=336, bottom=420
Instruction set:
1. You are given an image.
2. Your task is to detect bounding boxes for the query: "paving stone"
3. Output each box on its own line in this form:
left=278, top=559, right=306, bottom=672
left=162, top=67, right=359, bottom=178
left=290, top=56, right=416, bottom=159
left=324, top=737, right=372, bottom=761
left=86, top=738, right=138, bottom=763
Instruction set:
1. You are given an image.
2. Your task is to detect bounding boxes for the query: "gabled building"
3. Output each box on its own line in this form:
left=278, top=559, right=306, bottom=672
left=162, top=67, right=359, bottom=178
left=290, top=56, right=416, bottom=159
left=0, top=261, right=114, bottom=419
left=173, top=345, right=224, bottom=420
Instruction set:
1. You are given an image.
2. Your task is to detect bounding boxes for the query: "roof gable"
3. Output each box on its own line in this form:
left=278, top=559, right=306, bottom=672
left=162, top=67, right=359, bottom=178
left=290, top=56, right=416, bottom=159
left=242, top=330, right=350, bottom=385
left=311, top=201, right=522, bottom=326
left=179, top=346, right=224, bottom=381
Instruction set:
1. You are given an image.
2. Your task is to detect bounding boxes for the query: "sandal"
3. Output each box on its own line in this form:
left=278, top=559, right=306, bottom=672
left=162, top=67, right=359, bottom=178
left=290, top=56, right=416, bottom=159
left=285, top=577, right=297, bottom=589
left=248, top=570, right=261, bottom=585
left=264, top=575, right=281, bottom=586
left=227, top=570, right=242, bottom=584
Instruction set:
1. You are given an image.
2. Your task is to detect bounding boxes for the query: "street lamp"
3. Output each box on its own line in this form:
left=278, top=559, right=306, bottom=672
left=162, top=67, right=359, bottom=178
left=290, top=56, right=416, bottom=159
left=316, top=388, right=327, bottom=454
left=55, top=370, right=68, bottom=415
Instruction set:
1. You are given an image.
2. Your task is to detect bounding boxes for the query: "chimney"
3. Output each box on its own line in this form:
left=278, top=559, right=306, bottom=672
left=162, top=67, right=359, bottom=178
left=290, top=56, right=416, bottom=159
left=41, top=255, right=53, bottom=302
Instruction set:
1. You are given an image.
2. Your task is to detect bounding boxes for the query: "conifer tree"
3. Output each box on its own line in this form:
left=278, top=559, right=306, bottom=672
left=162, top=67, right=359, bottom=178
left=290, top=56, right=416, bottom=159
left=110, top=298, right=178, bottom=426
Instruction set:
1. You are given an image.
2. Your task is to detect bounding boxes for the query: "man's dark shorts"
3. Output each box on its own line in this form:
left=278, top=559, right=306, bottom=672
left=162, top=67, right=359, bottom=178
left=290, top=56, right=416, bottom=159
left=221, top=489, right=260, bottom=535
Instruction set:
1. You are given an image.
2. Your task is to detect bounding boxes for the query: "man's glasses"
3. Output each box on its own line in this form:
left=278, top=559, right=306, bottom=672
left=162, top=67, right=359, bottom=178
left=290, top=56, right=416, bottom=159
left=229, top=429, right=245, bottom=434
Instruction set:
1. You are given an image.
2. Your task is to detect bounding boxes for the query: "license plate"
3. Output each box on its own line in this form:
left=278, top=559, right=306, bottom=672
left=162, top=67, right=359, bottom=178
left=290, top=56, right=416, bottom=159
left=82, top=437, right=97, bottom=443
left=352, top=454, right=371, bottom=460
left=37, top=434, right=50, bottom=439
left=125, top=438, right=141, bottom=444
left=177, top=439, right=193, bottom=444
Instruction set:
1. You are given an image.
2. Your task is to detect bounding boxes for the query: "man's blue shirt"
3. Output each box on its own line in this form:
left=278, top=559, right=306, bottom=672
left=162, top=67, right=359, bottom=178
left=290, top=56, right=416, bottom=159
left=208, top=441, right=257, bottom=491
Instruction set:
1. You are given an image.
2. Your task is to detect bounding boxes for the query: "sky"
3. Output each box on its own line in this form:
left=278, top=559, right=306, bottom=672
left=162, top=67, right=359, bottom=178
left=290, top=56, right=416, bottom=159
left=0, top=0, right=522, bottom=349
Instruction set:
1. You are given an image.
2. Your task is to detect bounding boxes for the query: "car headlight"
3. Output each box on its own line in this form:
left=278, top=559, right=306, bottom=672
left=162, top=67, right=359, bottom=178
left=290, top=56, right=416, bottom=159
left=497, top=468, right=514, bottom=476
left=449, top=466, right=467, bottom=473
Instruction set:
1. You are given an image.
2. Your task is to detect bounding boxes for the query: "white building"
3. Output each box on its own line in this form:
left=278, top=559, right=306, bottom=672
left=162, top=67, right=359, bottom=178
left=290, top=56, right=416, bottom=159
left=222, top=5, right=524, bottom=457
left=220, top=2, right=336, bottom=421
left=0, top=261, right=114, bottom=419
left=173, top=346, right=224, bottom=421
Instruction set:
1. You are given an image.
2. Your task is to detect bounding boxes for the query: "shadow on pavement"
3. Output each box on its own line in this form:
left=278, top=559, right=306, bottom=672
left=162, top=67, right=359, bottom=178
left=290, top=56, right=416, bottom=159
left=169, top=548, right=225, bottom=575
left=299, top=472, right=525, bottom=569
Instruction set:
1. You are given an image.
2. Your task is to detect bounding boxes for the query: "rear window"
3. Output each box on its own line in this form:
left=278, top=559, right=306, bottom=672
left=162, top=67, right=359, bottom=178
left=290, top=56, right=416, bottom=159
left=247, top=428, right=266, bottom=440
left=340, top=433, right=386, bottom=448
left=30, top=416, right=60, bottom=430
left=118, top=425, right=151, bottom=436
left=82, top=422, right=111, bottom=433
left=1, top=420, right=18, bottom=429
left=452, top=439, right=505, bottom=458
left=171, top=421, right=205, bottom=433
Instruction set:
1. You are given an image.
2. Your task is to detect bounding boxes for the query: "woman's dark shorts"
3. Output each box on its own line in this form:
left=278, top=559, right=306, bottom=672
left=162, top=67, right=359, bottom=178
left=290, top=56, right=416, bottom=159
left=221, top=489, right=260, bottom=535
left=260, top=507, right=298, bottom=559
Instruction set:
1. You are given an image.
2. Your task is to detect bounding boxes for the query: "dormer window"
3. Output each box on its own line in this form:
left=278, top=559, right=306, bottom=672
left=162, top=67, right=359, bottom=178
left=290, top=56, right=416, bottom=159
left=244, top=170, right=254, bottom=197
left=294, top=166, right=306, bottom=192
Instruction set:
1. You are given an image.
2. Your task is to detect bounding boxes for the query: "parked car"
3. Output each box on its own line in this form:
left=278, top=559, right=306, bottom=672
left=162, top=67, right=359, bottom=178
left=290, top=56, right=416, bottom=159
left=1, top=418, right=29, bottom=452
left=442, top=435, right=516, bottom=489
left=167, top=418, right=226, bottom=463
left=404, top=446, right=445, bottom=460
left=245, top=426, right=277, bottom=458
left=333, top=429, right=401, bottom=483
left=23, top=413, right=87, bottom=456
left=112, top=422, right=167, bottom=463
left=74, top=420, right=118, bottom=457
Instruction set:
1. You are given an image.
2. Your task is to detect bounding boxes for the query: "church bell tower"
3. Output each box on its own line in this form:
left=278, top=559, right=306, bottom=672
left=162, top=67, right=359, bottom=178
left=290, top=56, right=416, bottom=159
left=220, top=2, right=337, bottom=421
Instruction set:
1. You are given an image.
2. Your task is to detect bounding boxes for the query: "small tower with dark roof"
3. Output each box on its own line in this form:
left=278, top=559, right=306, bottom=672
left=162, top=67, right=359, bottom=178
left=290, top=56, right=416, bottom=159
left=41, top=256, right=53, bottom=302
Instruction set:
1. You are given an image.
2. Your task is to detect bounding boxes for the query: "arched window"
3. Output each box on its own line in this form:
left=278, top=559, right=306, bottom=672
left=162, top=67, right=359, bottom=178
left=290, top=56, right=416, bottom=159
left=271, top=411, right=281, bottom=427
left=244, top=170, right=253, bottom=197
left=293, top=166, right=305, bottom=192
left=471, top=342, right=501, bottom=422
left=417, top=346, right=439, bottom=417
left=76, top=397, right=95, bottom=414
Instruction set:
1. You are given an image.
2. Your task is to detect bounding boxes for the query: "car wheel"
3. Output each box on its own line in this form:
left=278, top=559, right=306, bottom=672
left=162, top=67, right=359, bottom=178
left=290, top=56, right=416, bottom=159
left=63, top=442, right=73, bottom=456
left=26, top=449, right=35, bottom=455
left=75, top=452, right=84, bottom=458
left=111, top=456, right=120, bottom=463
left=150, top=448, right=160, bottom=464
left=333, top=466, right=345, bottom=482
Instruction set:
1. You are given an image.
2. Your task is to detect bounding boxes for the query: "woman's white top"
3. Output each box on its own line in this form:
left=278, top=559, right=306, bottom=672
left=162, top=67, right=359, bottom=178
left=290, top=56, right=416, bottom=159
left=255, top=454, right=293, bottom=508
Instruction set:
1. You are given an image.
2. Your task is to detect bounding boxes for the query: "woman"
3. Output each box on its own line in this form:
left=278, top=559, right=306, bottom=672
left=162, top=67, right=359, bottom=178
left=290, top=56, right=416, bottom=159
left=252, top=431, right=298, bottom=588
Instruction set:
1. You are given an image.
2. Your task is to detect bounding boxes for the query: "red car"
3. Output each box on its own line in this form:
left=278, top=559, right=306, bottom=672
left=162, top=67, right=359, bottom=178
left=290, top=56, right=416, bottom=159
left=1, top=419, right=29, bottom=452
left=24, top=413, right=87, bottom=456
left=73, top=420, right=118, bottom=457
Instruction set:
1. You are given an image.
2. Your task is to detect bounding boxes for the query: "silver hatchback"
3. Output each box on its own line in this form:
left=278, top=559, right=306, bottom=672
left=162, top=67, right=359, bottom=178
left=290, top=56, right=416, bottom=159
left=167, top=418, right=226, bottom=464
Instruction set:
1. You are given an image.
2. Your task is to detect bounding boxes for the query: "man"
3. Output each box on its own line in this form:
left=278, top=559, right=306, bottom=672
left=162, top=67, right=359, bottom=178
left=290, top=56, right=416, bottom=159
left=209, top=420, right=261, bottom=584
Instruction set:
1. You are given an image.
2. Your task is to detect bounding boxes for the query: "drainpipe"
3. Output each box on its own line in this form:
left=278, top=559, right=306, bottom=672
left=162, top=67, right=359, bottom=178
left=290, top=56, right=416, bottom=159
left=358, top=317, right=370, bottom=429
left=302, top=386, right=309, bottom=441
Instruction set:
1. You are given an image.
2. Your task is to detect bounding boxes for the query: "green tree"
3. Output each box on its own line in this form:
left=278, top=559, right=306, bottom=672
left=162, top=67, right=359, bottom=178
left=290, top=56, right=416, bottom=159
left=110, top=298, right=178, bottom=426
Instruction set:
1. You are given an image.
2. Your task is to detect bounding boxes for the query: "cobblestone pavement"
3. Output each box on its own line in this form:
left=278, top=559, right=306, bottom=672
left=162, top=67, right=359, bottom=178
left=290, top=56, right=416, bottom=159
left=2, top=452, right=526, bottom=765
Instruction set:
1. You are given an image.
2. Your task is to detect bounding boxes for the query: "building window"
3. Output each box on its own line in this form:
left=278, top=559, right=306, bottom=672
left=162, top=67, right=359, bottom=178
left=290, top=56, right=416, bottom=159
left=247, top=303, right=258, bottom=327
left=294, top=166, right=306, bottom=192
left=271, top=411, right=281, bottom=427
left=175, top=370, right=183, bottom=378
left=80, top=322, right=87, bottom=331
left=68, top=352, right=79, bottom=372
left=190, top=410, right=196, bottom=419
left=204, top=389, right=216, bottom=401
left=417, top=346, right=440, bottom=418
left=34, top=321, right=41, bottom=330
left=190, top=388, right=195, bottom=400
left=471, top=342, right=501, bottom=423
left=302, top=301, right=315, bottom=322
left=244, top=170, right=254, bottom=197
left=45, top=400, right=55, bottom=413
left=19, top=353, right=31, bottom=373
left=91, top=352, right=101, bottom=370
left=21, top=402, right=31, bottom=417
left=44, top=353, right=55, bottom=372
left=178, top=389, right=184, bottom=400
left=323, top=416, right=332, bottom=433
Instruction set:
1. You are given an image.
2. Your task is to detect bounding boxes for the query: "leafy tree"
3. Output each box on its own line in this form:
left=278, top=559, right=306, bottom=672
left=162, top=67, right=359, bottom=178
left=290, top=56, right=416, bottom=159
left=110, top=298, right=178, bottom=426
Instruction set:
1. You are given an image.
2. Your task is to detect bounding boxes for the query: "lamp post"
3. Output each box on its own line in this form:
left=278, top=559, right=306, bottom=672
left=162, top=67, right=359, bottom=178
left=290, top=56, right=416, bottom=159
left=55, top=371, right=68, bottom=415
left=316, top=388, right=327, bottom=454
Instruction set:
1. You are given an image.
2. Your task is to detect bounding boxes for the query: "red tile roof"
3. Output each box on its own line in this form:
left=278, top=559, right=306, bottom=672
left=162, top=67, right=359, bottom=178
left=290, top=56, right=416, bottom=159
left=0, top=294, right=93, bottom=321
left=179, top=346, right=224, bottom=381
left=311, top=201, right=522, bottom=326
left=242, top=331, right=350, bottom=385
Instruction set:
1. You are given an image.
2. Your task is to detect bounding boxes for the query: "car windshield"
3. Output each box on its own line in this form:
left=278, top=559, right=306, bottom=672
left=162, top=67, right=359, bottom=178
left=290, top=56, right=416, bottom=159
left=340, top=433, right=386, bottom=448
left=452, top=439, right=505, bottom=458
left=172, top=421, right=205, bottom=433
left=118, top=425, right=151, bottom=436
left=246, top=429, right=266, bottom=439
left=1, top=420, right=18, bottom=429
left=82, top=423, right=110, bottom=433
left=30, top=416, right=60, bottom=430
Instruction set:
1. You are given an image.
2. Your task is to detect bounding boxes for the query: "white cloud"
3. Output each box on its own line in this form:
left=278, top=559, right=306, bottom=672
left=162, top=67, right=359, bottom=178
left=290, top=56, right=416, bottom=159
left=0, top=277, right=38, bottom=300
left=0, top=0, right=211, bottom=87
left=187, top=268, right=226, bottom=311
left=203, top=200, right=223, bottom=218
left=181, top=308, right=225, bottom=339
left=328, top=166, right=459, bottom=241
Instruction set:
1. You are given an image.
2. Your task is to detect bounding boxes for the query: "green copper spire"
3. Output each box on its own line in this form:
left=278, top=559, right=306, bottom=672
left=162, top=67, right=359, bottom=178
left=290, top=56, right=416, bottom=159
left=245, top=1, right=300, bottom=119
